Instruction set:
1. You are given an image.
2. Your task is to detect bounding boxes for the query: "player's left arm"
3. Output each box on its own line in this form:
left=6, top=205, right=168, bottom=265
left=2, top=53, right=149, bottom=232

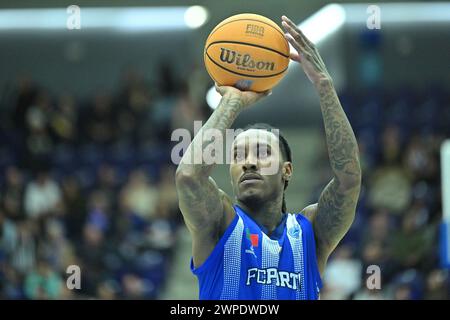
left=282, top=16, right=362, bottom=275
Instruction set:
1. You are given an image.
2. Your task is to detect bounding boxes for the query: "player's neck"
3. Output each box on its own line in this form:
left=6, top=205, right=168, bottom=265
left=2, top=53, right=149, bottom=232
left=237, top=200, right=283, bottom=235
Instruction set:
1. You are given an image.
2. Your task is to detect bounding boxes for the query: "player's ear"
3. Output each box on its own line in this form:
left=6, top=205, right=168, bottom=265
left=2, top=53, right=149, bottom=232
left=283, top=162, right=293, bottom=181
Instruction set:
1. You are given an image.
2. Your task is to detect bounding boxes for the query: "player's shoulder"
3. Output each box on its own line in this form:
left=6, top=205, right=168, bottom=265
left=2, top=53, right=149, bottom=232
left=295, top=203, right=318, bottom=224
left=218, top=188, right=237, bottom=231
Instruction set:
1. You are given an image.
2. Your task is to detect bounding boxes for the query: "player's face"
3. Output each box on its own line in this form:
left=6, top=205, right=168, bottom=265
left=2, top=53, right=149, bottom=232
left=230, top=129, right=289, bottom=206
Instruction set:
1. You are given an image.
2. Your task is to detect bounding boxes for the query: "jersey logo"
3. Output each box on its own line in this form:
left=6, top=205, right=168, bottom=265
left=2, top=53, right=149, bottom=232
left=288, top=224, right=300, bottom=239
left=245, top=227, right=258, bottom=258
left=246, top=227, right=259, bottom=247
left=246, top=268, right=302, bottom=290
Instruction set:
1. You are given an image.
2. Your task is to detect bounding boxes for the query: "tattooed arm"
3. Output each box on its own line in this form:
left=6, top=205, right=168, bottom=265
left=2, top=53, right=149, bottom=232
left=175, top=85, right=269, bottom=267
left=314, top=81, right=361, bottom=273
left=282, top=16, right=361, bottom=274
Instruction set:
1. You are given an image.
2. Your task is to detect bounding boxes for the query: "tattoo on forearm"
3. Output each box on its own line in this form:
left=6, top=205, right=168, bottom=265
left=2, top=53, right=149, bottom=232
left=318, top=81, right=361, bottom=180
left=315, top=81, right=361, bottom=254
left=179, top=96, right=244, bottom=174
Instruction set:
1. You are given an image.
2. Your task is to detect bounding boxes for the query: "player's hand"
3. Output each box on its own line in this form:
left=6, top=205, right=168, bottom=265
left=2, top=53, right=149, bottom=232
left=215, top=84, right=271, bottom=108
left=281, top=15, right=332, bottom=87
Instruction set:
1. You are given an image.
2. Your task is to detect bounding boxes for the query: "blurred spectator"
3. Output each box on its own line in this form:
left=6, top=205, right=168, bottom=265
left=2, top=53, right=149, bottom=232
left=9, top=221, right=37, bottom=274
left=12, top=76, right=38, bottom=132
left=2, top=166, right=26, bottom=221
left=77, top=190, right=113, bottom=286
left=24, top=90, right=54, bottom=168
left=380, top=125, right=402, bottom=165
left=155, top=165, right=179, bottom=222
left=322, top=245, right=362, bottom=299
left=424, top=269, right=449, bottom=300
left=24, top=168, right=62, bottom=219
left=50, top=93, right=79, bottom=145
left=393, top=283, right=414, bottom=300
left=391, top=269, right=424, bottom=300
left=115, top=69, right=154, bottom=145
left=121, top=273, right=153, bottom=299
left=390, top=205, right=436, bottom=271
left=24, top=257, right=63, bottom=299
left=0, top=208, right=19, bottom=256
left=1, top=264, right=24, bottom=299
left=61, top=175, right=87, bottom=242
left=82, top=93, right=115, bottom=145
left=86, top=190, right=111, bottom=235
left=365, top=209, right=391, bottom=242
left=358, top=210, right=396, bottom=280
left=96, top=164, right=119, bottom=212
left=404, top=135, right=430, bottom=178
left=38, top=219, right=76, bottom=273
left=76, top=223, right=108, bottom=296
left=96, top=279, right=120, bottom=300
left=368, top=163, right=411, bottom=214
left=146, top=215, right=177, bottom=251
left=120, top=169, right=158, bottom=221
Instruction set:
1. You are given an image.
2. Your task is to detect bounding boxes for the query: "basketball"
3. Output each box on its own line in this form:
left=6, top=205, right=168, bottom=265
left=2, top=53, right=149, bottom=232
left=204, top=13, right=290, bottom=92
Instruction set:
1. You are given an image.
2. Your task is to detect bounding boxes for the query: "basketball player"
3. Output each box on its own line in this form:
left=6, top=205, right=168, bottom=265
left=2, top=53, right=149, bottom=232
left=175, top=15, right=361, bottom=299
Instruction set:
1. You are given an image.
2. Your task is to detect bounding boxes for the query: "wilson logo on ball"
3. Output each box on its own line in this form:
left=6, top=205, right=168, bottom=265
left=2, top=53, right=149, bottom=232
left=204, top=13, right=290, bottom=92
left=219, top=48, right=275, bottom=71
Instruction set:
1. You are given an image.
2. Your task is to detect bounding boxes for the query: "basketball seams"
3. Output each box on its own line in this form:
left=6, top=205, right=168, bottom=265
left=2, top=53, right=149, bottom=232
left=206, top=40, right=290, bottom=58
left=204, top=51, right=288, bottom=79
left=204, top=14, right=290, bottom=92
left=203, top=52, right=220, bottom=84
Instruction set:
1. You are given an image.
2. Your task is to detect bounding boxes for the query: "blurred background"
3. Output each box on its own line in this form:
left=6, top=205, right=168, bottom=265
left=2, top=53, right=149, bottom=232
left=0, top=0, right=449, bottom=300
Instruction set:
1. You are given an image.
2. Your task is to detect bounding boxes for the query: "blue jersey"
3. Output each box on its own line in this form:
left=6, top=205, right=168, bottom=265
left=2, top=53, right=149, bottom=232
left=190, top=204, right=322, bottom=300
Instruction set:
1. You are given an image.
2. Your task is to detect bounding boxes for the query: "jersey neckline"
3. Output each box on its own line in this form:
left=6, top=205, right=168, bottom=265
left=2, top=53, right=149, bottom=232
left=234, top=204, right=288, bottom=242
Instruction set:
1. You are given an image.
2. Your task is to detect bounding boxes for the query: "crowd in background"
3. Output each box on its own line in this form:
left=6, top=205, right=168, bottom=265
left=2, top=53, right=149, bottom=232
left=1, top=66, right=449, bottom=299
left=315, top=86, right=450, bottom=299
left=0, top=66, right=209, bottom=299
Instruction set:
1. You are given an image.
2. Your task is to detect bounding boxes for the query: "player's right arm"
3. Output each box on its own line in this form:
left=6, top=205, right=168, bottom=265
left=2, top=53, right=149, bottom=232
left=175, top=85, right=269, bottom=267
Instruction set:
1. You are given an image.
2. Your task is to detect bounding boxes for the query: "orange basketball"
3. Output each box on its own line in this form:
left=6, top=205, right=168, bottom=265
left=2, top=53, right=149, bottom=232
left=204, top=13, right=290, bottom=92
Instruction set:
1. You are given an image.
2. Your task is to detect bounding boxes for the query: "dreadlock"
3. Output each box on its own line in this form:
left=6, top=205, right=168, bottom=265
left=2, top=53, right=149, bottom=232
left=242, top=123, right=292, bottom=213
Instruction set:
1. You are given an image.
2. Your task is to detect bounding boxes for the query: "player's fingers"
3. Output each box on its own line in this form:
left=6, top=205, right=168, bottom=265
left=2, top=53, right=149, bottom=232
left=296, top=27, right=315, bottom=49
left=285, top=34, right=317, bottom=66
left=282, top=15, right=305, bottom=39
left=282, top=16, right=314, bottom=49
left=281, top=16, right=306, bottom=43
left=281, top=16, right=299, bottom=33
left=281, top=21, right=308, bottom=49
left=284, top=33, right=307, bottom=54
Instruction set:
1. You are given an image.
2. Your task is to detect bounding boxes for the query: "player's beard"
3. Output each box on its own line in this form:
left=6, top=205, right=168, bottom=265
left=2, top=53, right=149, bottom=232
left=238, top=192, right=263, bottom=210
left=237, top=183, right=278, bottom=212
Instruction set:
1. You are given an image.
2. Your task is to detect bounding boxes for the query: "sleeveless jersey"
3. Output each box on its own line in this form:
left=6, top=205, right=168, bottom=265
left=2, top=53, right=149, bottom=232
left=190, top=204, right=322, bottom=300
